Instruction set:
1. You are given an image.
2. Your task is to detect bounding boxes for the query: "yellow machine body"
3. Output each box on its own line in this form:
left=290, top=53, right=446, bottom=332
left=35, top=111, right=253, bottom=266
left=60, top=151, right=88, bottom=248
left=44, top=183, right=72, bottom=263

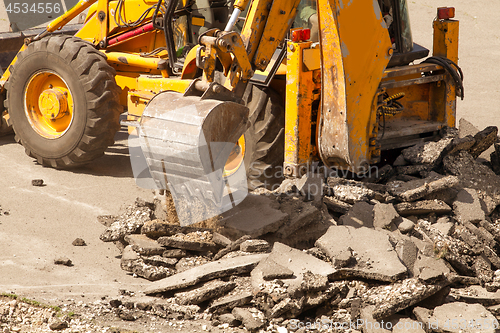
left=0, top=0, right=460, bottom=178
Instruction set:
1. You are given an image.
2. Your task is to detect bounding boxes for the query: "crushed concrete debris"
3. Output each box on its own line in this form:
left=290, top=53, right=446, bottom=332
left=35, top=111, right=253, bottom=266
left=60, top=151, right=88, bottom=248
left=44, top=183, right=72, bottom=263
left=453, top=188, right=486, bottom=224
left=414, top=302, right=498, bottom=333
left=144, top=253, right=267, bottom=294
left=54, top=257, right=72, bottom=266
left=240, top=239, right=270, bottom=253
left=326, top=178, right=387, bottom=203
left=99, top=202, right=153, bottom=242
left=97, top=120, right=500, bottom=332
left=339, top=201, right=374, bottom=228
left=219, top=194, right=289, bottom=239
left=124, top=234, right=165, bottom=255
left=323, top=195, right=352, bottom=214
left=469, top=126, right=498, bottom=159
left=372, top=202, right=400, bottom=230
left=157, top=231, right=218, bottom=252
left=316, top=226, right=407, bottom=282
left=395, top=199, right=452, bottom=216
left=401, top=136, right=453, bottom=165
left=31, top=179, right=44, bottom=186
left=209, top=291, right=254, bottom=314
left=71, top=238, right=86, bottom=246
left=443, top=150, right=500, bottom=214
left=174, top=279, right=236, bottom=305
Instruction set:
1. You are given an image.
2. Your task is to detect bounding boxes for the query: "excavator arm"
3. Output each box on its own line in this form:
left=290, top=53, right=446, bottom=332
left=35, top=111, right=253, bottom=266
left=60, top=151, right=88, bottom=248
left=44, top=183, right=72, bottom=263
left=139, top=0, right=301, bottom=225
left=196, top=0, right=301, bottom=96
left=317, top=0, right=392, bottom=172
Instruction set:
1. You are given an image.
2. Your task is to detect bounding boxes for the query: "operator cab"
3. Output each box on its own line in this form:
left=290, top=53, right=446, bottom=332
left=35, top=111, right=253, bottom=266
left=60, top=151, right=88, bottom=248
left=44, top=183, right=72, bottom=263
left=291, top=0, right=429, bottom=67
left=379, top=0, right=429, bottom=67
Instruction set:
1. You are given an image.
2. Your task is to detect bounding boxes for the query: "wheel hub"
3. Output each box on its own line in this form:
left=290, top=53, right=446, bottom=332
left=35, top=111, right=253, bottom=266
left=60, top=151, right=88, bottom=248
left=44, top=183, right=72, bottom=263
left=223, top=135, right=246, bottom=177
left=38, top=88, right=68, bottom=120
left=24, top=71, right=74, bottom=139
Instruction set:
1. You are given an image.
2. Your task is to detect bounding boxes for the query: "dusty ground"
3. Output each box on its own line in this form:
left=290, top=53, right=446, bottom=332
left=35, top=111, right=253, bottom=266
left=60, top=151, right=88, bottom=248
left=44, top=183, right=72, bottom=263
left=0, top=129, right=152, bottom=303
left=0, top=0, right=499, bottom=332
left=408, top=0, right=500, bottom=131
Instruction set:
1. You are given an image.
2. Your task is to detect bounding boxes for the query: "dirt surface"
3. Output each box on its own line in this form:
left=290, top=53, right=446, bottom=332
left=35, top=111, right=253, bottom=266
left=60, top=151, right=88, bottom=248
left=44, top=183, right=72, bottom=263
left=407, top=0, right=500, bottom=131
left=0, top=129, right=152, bottom=304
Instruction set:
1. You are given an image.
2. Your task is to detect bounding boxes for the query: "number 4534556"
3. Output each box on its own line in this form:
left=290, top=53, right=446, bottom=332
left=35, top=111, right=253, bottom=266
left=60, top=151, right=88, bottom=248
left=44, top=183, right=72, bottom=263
left=6, top=2, right=61, bottom=14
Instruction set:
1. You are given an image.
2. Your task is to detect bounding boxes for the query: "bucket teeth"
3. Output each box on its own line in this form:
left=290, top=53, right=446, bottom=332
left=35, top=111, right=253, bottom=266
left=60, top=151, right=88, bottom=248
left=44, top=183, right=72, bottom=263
left=139, top=91, right=249, bottom=226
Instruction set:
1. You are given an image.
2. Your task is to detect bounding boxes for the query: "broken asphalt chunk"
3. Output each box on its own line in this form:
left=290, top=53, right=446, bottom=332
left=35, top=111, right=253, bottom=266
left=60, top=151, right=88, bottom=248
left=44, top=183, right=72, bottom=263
left=275, top=200, right=321, bottom=238
left=209, top=291, right=253, bottom=314
left=414, top=302, right=497, bottom=333
left=162, top=248, right=187, bottom=258
left=372, top=202, right=400, bottom=230
left=323, top=196, right=352, bottom=214
left=72, top=238, right=86, bottom=246
left=157, top=233, right=218, bottom=252
left=54, top=257, right=72, bottom=266
left=453, top=188, right=486, bottom=224
left=395, top=200, right=452, bottom=216
left=218, top=194, right=289, bottom=239
left=120, top=246, right=172, bottom=281
left=316, top=226, right=407, bottom=282
left=402, top=137, right=453, bottom=165
left=124, top=234, right=165, bottom=256
left=259, top=257, right=294, bottom=281
left=364, top=276, right=455, bottom=320
left=444, top=150, right=500, bottom=214
left=452, top=285, right=500, bottom=306
left=469, top=126, right=498, bottom=159
left=339, top=202, right=374, bottom=228
left=388, top=173, right=459, bottom=202
left=251, top=242, right=335, bottom=295
left=240, top=239, right=270, bottom=253
left=174, top=279, right=236, bottom=305
left=213, top=235, right=252, bottom=261
left=144, top=253, right=267, bottom=294
left=232, top=307, right=265, bottom=332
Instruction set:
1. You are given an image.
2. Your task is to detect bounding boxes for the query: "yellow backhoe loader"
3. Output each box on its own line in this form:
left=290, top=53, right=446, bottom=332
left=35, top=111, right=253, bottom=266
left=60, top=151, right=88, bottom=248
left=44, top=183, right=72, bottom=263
left=0, top=0, right=462, bottom=223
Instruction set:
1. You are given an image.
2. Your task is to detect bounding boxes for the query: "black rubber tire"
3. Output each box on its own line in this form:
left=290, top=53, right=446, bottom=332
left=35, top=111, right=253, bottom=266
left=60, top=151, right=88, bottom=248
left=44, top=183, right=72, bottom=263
left=0, top=91, right=13, bottom=136
left=240, top=84, right=285, bottom=190
left=5, top=35, right=122, bottom=168
left=0, top=67, right=13, bottom=136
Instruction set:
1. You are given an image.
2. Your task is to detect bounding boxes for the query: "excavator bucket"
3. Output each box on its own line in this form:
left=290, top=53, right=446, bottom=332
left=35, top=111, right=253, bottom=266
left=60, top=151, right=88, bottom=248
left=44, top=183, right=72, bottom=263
left=138, top=91, right=249, bottom=226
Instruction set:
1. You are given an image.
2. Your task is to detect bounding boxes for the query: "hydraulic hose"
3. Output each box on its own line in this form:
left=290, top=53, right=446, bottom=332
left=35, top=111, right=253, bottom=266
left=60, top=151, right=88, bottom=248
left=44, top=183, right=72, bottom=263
left=423, top=56, right=464, bottom=100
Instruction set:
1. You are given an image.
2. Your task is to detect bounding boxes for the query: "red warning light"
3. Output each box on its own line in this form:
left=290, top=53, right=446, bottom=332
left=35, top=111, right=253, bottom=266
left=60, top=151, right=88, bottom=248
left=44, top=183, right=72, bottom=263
left=291, top=29, right=311, bottom=42
left=437, top=7, right=455, bottom=20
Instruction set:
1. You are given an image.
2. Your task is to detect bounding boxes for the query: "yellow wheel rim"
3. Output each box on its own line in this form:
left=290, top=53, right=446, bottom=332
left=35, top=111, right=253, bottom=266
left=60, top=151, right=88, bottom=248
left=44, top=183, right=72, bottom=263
left=223, top=135, right=246, bottom=178
left=24, top=71, right=74, bottom=139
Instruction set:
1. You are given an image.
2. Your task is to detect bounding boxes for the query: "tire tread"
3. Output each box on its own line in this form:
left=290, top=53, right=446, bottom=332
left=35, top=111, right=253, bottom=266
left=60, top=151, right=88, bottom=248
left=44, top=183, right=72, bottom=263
left=6, top=35, right=123, bottom=168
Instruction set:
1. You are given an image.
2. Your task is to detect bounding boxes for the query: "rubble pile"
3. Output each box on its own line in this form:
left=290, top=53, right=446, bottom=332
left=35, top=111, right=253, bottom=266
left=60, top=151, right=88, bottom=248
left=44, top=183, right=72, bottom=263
left=98, top=119, right=500, bottom=332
